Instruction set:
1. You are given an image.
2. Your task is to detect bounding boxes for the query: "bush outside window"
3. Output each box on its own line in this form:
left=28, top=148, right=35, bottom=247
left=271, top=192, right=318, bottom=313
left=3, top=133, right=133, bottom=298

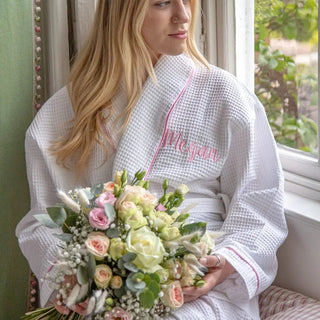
left=255, top=0, right=318, bottom=155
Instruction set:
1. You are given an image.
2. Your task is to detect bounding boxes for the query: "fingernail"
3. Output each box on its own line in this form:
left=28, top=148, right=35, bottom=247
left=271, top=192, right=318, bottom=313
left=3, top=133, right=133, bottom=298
left=199, top=257, right=207, bottom=265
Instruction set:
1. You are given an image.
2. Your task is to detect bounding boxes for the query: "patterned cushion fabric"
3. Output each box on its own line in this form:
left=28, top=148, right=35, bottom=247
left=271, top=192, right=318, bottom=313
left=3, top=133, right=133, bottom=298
left=259, top=285, right=320, bottom=320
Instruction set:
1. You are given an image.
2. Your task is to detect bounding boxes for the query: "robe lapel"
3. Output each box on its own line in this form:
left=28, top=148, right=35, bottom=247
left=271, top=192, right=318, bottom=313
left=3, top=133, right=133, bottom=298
left=112, top=54, right=195, bottom=180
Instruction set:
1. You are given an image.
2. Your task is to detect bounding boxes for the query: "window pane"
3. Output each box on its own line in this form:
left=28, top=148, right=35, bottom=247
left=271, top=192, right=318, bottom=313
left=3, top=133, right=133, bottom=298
left=255, top=0, right=318, bottom=155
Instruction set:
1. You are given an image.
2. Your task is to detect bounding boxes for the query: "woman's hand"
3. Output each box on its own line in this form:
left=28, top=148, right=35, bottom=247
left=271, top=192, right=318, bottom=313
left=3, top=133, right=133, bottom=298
left=182, top=254, right=235, bottom=303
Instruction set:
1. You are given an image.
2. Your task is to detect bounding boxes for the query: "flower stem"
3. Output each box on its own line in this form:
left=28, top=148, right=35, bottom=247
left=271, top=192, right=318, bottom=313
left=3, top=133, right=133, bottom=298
left=63, top=222, right=72, bottom=233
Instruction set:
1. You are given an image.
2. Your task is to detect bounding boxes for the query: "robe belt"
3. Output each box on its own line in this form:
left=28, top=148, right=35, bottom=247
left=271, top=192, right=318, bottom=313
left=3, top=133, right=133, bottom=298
left=181, top=195, right=229, bottom=221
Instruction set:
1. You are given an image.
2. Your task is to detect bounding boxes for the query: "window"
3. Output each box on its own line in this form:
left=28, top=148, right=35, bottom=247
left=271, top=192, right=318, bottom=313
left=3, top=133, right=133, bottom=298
left=255, top=0, right=318, bottom=155
left=201, top=0, right=320, bottom=200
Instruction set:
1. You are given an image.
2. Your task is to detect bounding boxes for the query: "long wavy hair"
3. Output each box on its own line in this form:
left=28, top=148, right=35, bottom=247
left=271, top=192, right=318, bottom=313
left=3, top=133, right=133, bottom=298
left=50, top=0, right=208, bottom=174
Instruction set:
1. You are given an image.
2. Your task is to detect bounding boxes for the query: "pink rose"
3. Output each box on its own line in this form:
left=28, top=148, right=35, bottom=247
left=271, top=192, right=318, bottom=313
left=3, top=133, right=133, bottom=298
left=161, top=281, right=184, bottom=310
left=89, top=208, right=111, bottom=230
left=103, top=182, right=115, bottom=193
left=104, top=307, right=132, bottom=320
left=95, top=191, right=116, bottom=208
left=85, top=232, right=110, bottom=260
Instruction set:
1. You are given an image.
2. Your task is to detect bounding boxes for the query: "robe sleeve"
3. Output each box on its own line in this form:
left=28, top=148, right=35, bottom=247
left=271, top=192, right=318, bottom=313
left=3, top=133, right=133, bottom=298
left=214, top=94, right=288, bottom=301
left=15, top=125, right=61, bottom=307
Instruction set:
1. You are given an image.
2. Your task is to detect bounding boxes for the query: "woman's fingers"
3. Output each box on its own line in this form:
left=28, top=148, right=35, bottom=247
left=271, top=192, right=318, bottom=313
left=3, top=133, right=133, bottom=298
left=199, top=253, right=225, bottom=268
left=183, top=254, right=236, bottom=303
left=182, top=271, right=219, bottom=300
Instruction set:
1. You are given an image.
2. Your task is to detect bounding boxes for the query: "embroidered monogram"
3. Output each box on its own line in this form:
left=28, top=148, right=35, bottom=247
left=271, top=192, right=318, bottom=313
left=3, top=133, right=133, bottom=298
left=162, top=128, right=221, bottom=163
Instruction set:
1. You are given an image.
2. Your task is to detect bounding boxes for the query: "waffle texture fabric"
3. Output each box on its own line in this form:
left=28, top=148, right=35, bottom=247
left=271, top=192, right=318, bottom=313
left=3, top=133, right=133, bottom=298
left=16, top=54, right=287, bottom=319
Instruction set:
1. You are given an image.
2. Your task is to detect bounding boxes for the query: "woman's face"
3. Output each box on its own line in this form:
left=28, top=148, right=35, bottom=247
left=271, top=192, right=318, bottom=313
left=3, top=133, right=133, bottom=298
left=142, top=0, right=192, bottom=62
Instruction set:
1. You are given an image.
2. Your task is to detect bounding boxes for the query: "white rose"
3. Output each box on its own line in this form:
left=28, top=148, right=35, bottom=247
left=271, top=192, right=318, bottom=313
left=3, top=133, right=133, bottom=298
left=126, top=226, right=165, bottom=272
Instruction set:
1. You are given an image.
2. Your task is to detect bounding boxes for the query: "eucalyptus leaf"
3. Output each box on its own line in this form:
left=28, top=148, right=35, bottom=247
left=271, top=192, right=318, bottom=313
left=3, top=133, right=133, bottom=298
left=104, top=203, right=116, bottom=222
left=34, top=214, right=60, bottom=229
left=77, top=265, right=89, bottom=285
left=53, top=233, right=73, bottom=242
left=106, top=228, right=120, bottom=238
left=122, top=252, right=137, bottom=262
left=83, top=188, right=94, bottom=200
left=91, top=183, right=104, bottom=196
left=139, top=288, right=155, bottom=309
left=62, top=213, right=78, bottom=234
left=47, top=207, right=67, bottom=227
left=132, top=272, right=144, bottom=282
left=114, top=285, right=126, bottom=299
left=87, top=253, right=96, bottom=279
left=126, top=276, right=146, bottom=292
left=124, top=262, right=139, bottom=273
left=117, top=259, right=124, bottom=270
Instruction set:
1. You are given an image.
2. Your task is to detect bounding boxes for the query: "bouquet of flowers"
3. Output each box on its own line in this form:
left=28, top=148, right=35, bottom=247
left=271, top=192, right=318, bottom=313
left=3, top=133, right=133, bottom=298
left=22, top=170, right=219, bottom=320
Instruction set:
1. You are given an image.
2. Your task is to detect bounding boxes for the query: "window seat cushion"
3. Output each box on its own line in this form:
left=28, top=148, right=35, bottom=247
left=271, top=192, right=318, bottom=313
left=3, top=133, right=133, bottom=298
left=259, top=285, right=320, bottom=319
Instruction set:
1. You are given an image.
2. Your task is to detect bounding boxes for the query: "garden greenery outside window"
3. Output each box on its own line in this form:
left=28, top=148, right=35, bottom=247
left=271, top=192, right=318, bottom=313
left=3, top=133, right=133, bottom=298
left=255, top=0, right=318, bottom=155
left=254, top=0, right=320, bottom=200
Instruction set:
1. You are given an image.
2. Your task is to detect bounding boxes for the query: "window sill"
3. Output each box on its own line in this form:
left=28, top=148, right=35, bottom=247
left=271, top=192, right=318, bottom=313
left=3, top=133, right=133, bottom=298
left=277, top=191, right=320, bottom=300
left=284, top=191, right=320, bottom=224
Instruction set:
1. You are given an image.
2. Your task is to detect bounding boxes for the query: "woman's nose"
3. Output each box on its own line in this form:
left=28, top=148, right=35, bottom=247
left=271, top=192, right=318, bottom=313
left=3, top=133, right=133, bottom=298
left=171, top=1, right=190, bottom=24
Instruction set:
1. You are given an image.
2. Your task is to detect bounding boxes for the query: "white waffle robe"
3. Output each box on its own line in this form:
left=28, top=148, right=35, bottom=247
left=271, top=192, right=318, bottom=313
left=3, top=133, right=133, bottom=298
left=16, top=54, right=287, bottom=320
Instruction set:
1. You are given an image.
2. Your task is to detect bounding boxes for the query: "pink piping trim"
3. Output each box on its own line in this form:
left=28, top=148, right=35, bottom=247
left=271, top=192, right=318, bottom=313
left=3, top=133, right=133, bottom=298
left=145, top=69, right=194, bottom=179
left=104, top=122, right=117, bottom=153
left=40, top=263, right=55, bottom=289
left=226, top=246, right=260, bottom=295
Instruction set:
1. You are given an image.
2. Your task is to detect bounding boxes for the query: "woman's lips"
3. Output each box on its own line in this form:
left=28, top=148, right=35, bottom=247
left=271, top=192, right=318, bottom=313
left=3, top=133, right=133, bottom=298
left=168, top=31, right=188, bottom=39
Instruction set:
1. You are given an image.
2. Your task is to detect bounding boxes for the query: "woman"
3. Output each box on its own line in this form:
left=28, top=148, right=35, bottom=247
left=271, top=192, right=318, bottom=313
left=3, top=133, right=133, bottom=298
left=16, top=0, right=287, bottom=319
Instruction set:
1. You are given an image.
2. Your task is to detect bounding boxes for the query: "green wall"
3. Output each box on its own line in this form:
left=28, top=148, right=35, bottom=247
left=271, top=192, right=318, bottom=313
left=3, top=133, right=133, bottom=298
left=0, top=0, right=34, bottom=318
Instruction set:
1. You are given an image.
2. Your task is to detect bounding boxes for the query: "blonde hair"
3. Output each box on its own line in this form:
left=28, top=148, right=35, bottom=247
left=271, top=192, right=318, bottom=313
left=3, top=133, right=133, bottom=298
left=51, top=0, right=209, bottom=174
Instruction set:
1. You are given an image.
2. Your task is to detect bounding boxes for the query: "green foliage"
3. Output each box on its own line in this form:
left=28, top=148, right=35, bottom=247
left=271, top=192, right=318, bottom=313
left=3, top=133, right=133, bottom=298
left=139, top=288, right=154, bottom=309
left=255, top=0, right=318, bottom=41
left=104, top=203, right=116, bottom=221
left=179, top=222, right=207, bottom=237
left=255, top=0, right=318, bottom=153
left=47, top=206, right=67, bottom=226
left=21, top=306, right=84, bottom=320
left=34, top=214, right=60, bottom=229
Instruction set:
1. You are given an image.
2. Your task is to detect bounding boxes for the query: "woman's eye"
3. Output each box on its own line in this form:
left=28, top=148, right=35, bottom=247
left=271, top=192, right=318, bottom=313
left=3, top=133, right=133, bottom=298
left=155, top=1, right=171, bottom=8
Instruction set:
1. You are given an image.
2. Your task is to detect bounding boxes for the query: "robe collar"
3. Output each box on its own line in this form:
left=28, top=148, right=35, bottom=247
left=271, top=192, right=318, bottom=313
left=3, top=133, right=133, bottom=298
left=111, top=54, right=195, bottom=180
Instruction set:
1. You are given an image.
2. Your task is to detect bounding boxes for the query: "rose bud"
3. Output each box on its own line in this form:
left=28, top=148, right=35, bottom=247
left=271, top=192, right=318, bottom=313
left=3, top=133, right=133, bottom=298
left=94, top=264, right=113, bottom=289
left=110, top=276, right=123, bottom=289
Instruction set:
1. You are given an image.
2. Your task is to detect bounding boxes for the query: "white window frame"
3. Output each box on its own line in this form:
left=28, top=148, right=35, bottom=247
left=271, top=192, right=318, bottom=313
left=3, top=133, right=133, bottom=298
left=201, top=0, right=320, bottom=201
